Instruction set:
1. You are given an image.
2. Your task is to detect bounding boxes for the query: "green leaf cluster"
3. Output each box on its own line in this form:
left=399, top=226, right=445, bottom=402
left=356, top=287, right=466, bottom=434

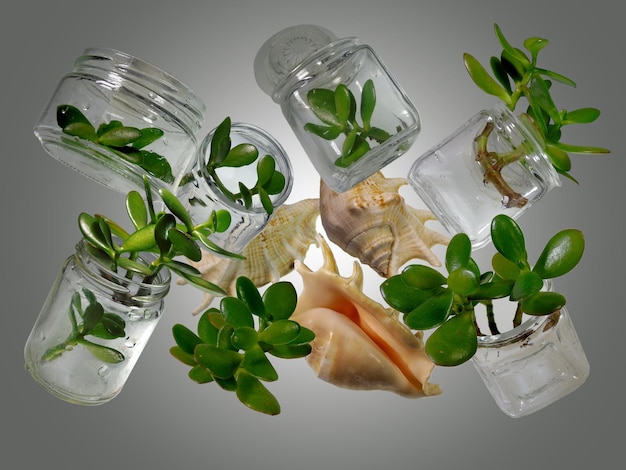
left=303, top=79, right=393, bottom=167
left=79, top=175, right=243, bottom=297
left=205, top=117, right=287, bottom=215
left=380, top=214, right=584, bottom=367
left=42, top=288, right=126, bottom=364
left=57, top=105, right=174, bottom=183
left=170, top=277, right=315, bottom=415
left=464, top=24, right=609, bottom=181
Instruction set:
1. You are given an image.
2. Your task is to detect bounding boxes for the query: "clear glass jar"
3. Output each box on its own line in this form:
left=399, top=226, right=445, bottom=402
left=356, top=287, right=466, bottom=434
left=472, top=306, right=589, bottom=418
left=24, top=239, right=171, bottom=405
left=179, top=122, right=294, bottom=253
left=408, top=103, right=561, bottom=248
left=254, top=24, right=421, bottom=193
left=34, top=47, right=206, bottom=195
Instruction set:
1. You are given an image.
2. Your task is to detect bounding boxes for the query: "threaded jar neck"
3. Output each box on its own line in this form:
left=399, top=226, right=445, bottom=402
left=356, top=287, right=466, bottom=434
left=73, top=47, right=206, bottom=136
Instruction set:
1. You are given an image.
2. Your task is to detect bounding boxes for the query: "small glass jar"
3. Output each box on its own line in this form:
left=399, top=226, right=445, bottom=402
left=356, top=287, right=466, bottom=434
left=254, top=24, right=421, bottom=193
left=472, top=306, right=589, bottom=418
left=24, top=239, right=171, bottom=405
left=34, top=47, right=206, bottom=195
left=408, top=103, right=561, bottom=248
left=179, top=122, right=294, bottom=253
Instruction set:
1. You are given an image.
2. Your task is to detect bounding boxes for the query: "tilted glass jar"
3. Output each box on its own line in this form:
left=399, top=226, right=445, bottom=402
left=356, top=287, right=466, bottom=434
left=34, top=47, right=206, bottom=195
left=408, top=103, right=561, bottom=248
left=254, top=24, right=421, bottom=193
left=179, top=122, right=294, bottom=254
left=24, top=239, right=171, bottom=405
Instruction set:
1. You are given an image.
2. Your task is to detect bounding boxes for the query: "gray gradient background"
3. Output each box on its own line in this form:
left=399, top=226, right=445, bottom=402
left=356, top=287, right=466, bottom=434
left=2, top=0, right=623, bottom=468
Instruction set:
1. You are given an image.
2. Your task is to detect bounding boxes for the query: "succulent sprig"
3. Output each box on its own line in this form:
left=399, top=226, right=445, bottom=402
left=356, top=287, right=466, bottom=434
left=79, top=175, right=243, bottom=297
left=304, top=79, right=393, bottom=167
left=463, top=23, right=609, bottom=201
left=205, top=117, right=287, bottom=215
left=380, top=214, right=585, bottom=367
left=57, top=104, right=174, bottom=183
left=170, top=276, right=315, bottom=415
left=41, top=288, right=126, bottom=364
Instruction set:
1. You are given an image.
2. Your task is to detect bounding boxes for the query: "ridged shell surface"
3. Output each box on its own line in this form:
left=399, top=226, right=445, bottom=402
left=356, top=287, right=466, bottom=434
left=320, top=171, right=449, bottom=277
left=181, top=198, right=320, bottom=314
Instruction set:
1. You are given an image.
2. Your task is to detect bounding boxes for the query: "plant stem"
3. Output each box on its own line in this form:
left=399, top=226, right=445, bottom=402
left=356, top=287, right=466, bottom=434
left=474, top=122, right=528, bottom=208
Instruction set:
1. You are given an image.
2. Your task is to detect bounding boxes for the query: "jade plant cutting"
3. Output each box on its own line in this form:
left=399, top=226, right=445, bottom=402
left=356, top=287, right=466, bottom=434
left=380, top=214, right=585, bottom=366
left=41, top=175, right=242, bottom=364
left=200, top=116, right=287, bottom=215
left=170, top=276, right=315, bottom=415
left=464, top=23, right=610, bottom=207
left=57, top=104, right=174, bottom=183
left=303, top=79, right=394, bottom=167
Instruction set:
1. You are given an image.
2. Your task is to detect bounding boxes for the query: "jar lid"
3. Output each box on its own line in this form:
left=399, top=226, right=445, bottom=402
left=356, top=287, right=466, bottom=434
left=254, top=24, right=338, bottom=97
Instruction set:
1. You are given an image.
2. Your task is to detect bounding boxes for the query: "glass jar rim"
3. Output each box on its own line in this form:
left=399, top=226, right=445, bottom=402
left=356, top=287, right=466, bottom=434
left=75, top=238, right=171, bottom=301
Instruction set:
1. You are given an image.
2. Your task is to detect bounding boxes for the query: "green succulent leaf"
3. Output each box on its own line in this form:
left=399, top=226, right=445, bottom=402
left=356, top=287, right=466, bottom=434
left=490, top=214, right=527, bottom=264
left=209, top=117, right=232, bottom=166
left=57, top=104, right=92, bottom=128
left=120, top=223, right=157, bottom=253
left=545, top=144, right=572, bottom=172
left=159, top=188, right=194, bottom=232
left=235, top=369, right=281, bottom=415
left=63, top=122, right=99, bottom=142
left=263, top=170, right=286, bottom=195
left=81, top=302, right=105, bottom=334
left=236, top=276, right=266, bottom=318
left=335, top=84, right=353, bottom=124
left=154, top=213, right=175, bottom=254
left=188, top=365, right=215, bottom=384
left=303, top=123, right=343, bottom=140
left=404, top=288, right=454, bottom=330
left=258, top=320, right=301, bottom=345
left=131, top=128, right=164, bottom=149
left=262, top=281, right=298, bottom=321
left=401, top=264, right=447, bottom=290
left=269, top=343, right=313, bottom=359
left=231, top=326, right=259, bottom=351
left=170, top=345, right=197, bottom=367
left=197, top=310, right=220, bottom=345
left=78, top=213, right=115, bottom=256
left=195, top=344, right=242, bottom=380
left=98, top=126, right=142, bottom=147
left=521, top=291, right=566, bottom=315
left=445, top=233, right=472, bottom=272
left=221, top=297, right=255, bottom=329
left=425, top=310, right=477, bottom=367
left=491, top=252, right=521, bottom=280
left=307, top=88, right=341, bottom=127
left=116, top=256, right=155, bottom=276
left=241, top=345, right=278, bottom=381
left=447, top=268, right=479, bottom=297
left=490, top=56, right=513, bottom=94
left=222, top=143, right=259, bottom=168
left=469, top=280, right=514, bottom=301
left=510, top=269, right=544, bottom=301
left=464, top=53, right=512, bottom=105
left=172, top=323, right=204, bottom=355
left=361, top=79, right=376, bottom=125
left=80, top=340, right=125, bottom=364
left=563, top=107, right=601, bottom=124
left=168, top=228, right=202, bottom=262
left=533, top=229, right=585, bottom=279
left=89, top=313, right=126, bottom=340
left=380, top=275, right=433, bottom=314
left=126, top=190, right=148, bottom=229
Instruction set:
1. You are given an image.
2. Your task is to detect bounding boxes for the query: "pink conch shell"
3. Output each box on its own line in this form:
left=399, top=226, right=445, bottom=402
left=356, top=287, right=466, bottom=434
left=292, top=234, right=441, bottom=398
left=180, top=198, right=320, bottom=314
left=320, top=171, right=449, bottom=277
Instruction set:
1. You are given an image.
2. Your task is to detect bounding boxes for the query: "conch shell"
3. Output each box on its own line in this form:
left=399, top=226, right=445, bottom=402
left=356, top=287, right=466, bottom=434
left=181, top=198, right=320, bottom=314
left=320, top=171, right=449, bottom=277
left=292, top=234, right=441, bottom=398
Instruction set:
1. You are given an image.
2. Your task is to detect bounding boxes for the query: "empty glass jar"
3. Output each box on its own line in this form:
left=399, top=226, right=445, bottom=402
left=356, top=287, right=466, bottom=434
left=24, top=239, right=171, bottom=405
left=254, top=24, right=421, bottom=192
left=34, top=47, right=206, bottom=195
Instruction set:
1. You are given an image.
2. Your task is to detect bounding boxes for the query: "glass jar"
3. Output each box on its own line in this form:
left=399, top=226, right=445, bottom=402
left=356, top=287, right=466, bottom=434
left=24, top=239, right=171, bottom=405
left=254, top=24, right=421, bottom=193
left=34, top=47, right=206, bottom=195
left=472, top=306, right=589, bottom=418
left=179, top=122, right=294, bottom=253
left=408, top=103, right=561, bottom=248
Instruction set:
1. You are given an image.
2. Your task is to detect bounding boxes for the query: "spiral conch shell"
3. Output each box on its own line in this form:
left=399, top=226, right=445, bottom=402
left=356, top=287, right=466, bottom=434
left=292, top=234, right=441, bottom=398
left=181, top=198, right=320, bottom=314
left=320, top=171, right=449, bottom=277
